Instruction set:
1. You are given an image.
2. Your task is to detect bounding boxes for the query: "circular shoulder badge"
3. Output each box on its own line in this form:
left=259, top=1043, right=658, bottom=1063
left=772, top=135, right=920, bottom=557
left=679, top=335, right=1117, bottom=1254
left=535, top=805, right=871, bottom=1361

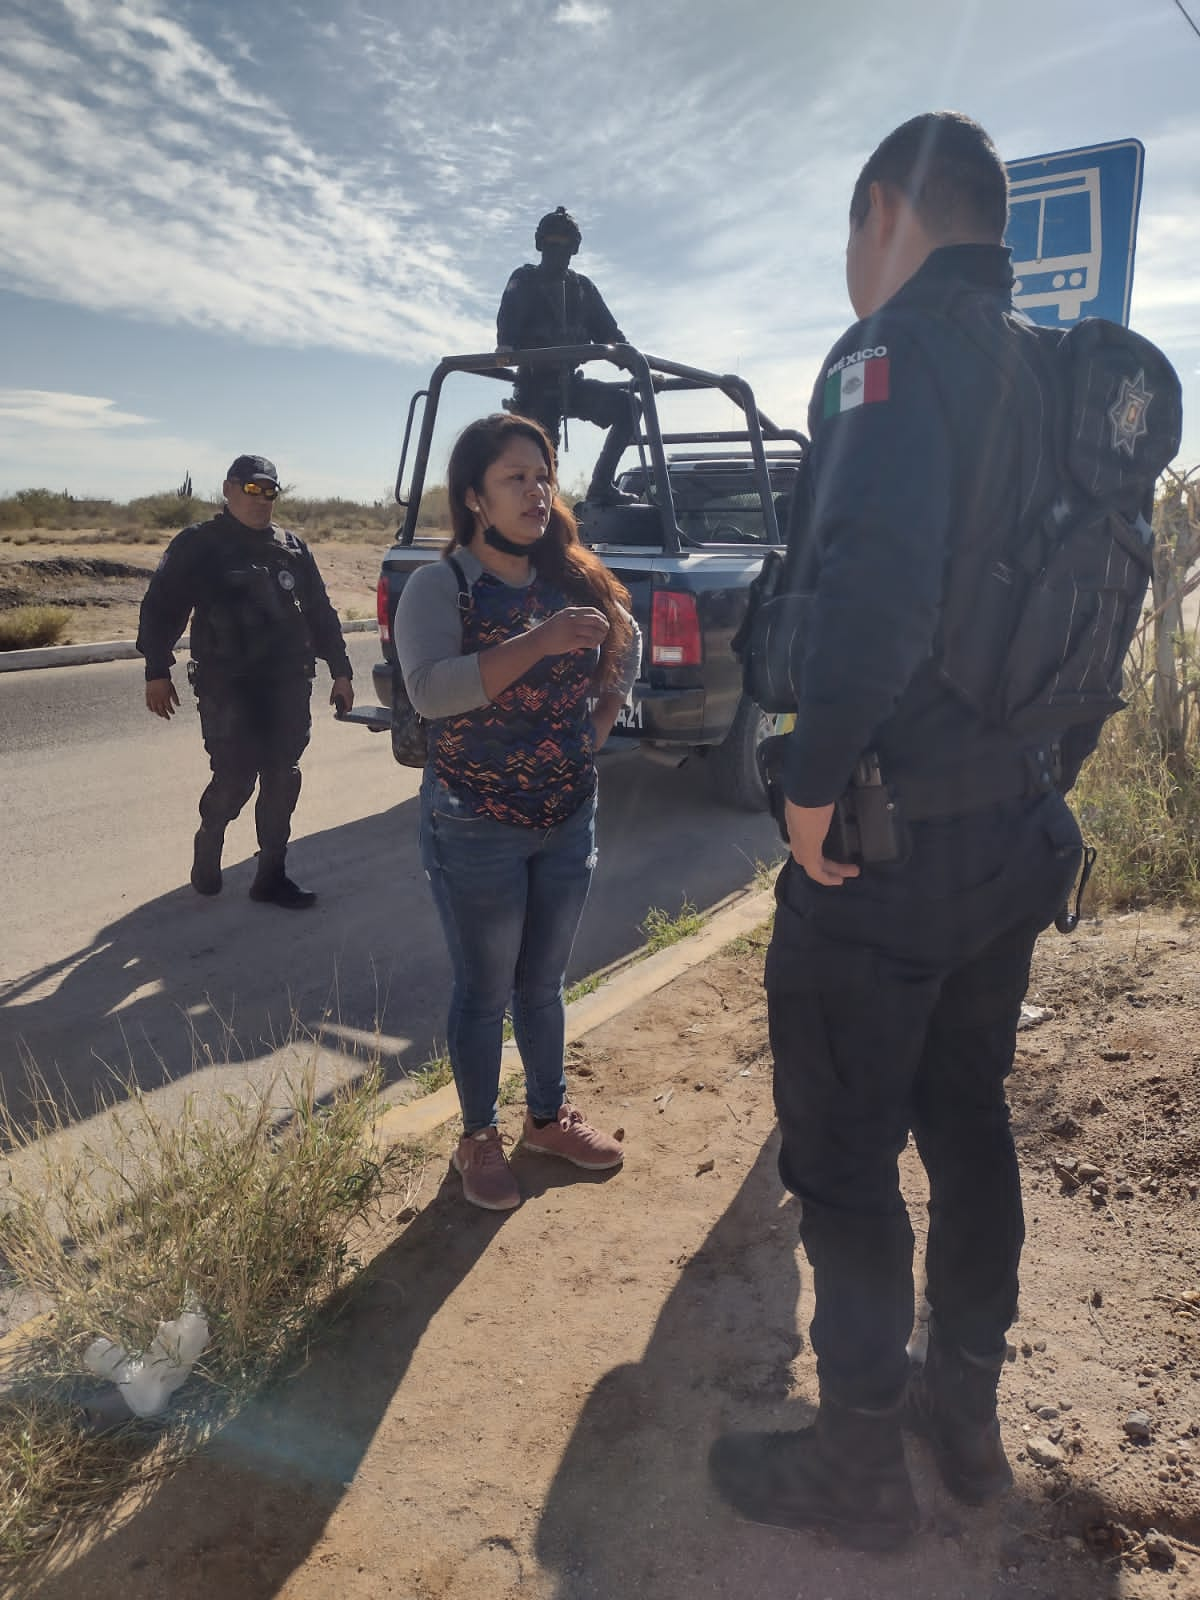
left=277, top=569, right=297, bottom=592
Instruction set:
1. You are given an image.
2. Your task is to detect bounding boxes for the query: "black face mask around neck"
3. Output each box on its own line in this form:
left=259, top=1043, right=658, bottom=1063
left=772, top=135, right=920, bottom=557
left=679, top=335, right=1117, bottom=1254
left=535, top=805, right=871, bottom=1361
left=482, top=523, right=545, bottom=559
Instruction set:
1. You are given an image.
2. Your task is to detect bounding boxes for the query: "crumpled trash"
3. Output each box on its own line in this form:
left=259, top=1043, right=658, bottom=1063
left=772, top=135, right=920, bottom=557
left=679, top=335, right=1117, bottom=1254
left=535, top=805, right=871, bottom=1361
left=84, top=1309, right=209, bottom=1418
left=1018, top=1003, right=1054, bottom=1031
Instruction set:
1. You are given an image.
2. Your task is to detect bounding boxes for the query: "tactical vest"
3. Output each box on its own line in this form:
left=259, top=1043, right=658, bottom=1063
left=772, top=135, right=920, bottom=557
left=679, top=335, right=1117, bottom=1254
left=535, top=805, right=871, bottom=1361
left=198, top=529, right=314, bottom=673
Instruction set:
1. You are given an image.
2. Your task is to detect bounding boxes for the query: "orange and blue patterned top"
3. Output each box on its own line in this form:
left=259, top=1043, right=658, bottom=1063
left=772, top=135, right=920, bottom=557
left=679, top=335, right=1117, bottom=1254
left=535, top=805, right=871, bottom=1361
left=395, top=549, right=641, bottom=830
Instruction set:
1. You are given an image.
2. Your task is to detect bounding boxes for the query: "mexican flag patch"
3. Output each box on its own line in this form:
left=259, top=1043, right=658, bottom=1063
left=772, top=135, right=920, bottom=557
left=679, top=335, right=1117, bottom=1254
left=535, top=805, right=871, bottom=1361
left=823, top=351, right=890, bottom=417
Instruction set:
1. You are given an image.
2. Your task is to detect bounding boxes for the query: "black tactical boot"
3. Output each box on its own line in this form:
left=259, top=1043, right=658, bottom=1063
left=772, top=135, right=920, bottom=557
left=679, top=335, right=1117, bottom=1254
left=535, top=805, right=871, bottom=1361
left=190, top=826, right=224, bottom=896
left=904, top=1322, right=1012, bottom=1505
left=249, top=853, right=316, bottom=910
left=708, top=1397, right=919, bottom=1551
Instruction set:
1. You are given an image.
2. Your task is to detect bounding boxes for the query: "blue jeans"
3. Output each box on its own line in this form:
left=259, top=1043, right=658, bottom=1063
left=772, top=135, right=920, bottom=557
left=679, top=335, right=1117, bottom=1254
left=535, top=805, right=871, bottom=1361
left=419, top=774, right=598, bottom=1134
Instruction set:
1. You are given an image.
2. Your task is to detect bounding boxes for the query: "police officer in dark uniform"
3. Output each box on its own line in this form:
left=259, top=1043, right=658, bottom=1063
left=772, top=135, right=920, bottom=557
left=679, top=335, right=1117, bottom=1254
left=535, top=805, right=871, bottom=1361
left=496, top=206, right=636, bottom=506
left=137, top=454, right=354, bottom=909
left=708, top=115, right=1087, bottom=1548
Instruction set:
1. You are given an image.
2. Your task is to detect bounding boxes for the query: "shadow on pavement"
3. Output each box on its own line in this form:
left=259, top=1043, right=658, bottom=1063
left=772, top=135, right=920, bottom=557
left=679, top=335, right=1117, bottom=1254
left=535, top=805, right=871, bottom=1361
left=0, top=757, right=778, bottom=1132
left=0, top=797, right=428, bottom=1126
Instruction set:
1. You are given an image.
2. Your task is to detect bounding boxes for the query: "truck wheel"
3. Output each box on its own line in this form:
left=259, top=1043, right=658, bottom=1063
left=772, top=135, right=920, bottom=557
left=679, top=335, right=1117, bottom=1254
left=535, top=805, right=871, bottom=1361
left=709, top=695, right=782, bottom=812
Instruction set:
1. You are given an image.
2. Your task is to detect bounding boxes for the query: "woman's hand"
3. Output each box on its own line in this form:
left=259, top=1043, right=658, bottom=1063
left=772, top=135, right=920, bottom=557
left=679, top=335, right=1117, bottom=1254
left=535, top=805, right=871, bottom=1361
left=479, top=605, right=610, bottom=701
left=535, top=606, right=610, bottom=656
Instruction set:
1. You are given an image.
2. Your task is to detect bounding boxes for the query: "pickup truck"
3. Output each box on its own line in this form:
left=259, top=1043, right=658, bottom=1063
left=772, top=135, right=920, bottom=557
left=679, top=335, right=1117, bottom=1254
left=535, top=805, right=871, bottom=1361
left=351, top=343, right=807, bottom=810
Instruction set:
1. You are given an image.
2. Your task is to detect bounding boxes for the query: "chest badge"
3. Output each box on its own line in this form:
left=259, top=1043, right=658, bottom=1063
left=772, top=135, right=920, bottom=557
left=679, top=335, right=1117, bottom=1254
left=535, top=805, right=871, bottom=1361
left=277, top=569, right=297, bottom=592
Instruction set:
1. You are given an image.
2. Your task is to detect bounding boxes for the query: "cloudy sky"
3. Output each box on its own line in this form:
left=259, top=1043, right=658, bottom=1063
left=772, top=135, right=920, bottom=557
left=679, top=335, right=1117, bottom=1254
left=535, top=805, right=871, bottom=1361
left=2, top=0, right=1198, bottom=502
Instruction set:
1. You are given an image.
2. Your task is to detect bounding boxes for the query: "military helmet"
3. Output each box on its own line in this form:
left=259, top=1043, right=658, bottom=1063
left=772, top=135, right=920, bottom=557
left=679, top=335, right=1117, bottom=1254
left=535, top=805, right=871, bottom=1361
left=534, top=206, right=581, bottom=254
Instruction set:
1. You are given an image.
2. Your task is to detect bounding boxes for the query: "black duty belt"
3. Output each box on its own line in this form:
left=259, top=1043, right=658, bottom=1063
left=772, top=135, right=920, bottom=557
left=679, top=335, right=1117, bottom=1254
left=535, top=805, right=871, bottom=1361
left=890, top=742, right=1062, bottom=823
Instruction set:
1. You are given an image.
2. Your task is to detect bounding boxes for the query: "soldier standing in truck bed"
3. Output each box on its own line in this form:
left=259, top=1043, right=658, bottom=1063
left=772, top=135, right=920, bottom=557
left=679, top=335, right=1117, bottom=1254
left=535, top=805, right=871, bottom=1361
left=496, top=206, right=636, bottom=508
left=136, top=454, right=354, bottom=909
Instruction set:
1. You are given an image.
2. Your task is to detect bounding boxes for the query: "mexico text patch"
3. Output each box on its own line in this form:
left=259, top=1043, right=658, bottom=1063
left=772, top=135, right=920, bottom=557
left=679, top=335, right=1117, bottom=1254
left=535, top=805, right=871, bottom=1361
left=823, top=346, right=889, bottom=417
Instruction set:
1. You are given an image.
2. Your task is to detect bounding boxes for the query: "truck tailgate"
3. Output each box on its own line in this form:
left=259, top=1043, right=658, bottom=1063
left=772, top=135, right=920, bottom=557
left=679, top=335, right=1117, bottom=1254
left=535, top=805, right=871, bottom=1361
left=596, top=548, right=767, bottom=744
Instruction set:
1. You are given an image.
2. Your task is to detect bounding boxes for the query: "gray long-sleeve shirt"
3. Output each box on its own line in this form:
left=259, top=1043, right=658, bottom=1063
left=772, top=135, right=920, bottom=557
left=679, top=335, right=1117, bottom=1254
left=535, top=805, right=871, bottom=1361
left=395, top=547, right=640, bottom=719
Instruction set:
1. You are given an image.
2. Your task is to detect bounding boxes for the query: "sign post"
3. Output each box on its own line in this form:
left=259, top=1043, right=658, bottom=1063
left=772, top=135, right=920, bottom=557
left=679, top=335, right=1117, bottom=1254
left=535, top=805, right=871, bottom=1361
left=1004, top=140, right=1145, bottom=329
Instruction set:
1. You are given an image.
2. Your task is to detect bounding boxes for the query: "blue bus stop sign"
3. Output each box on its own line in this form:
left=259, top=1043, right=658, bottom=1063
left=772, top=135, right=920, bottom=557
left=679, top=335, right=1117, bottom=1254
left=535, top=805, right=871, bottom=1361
left=1004, top=140, right=1144, bottom=328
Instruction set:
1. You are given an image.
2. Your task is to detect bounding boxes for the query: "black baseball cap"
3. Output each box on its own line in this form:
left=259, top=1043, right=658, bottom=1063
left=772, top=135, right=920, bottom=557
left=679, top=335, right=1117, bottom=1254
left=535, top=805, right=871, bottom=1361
left=226, top=454, right=279, bottom=487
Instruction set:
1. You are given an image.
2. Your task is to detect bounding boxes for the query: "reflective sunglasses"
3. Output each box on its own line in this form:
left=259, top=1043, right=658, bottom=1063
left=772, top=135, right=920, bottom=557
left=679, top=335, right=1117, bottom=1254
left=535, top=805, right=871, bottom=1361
left=238, top=481, right=280, bottom=499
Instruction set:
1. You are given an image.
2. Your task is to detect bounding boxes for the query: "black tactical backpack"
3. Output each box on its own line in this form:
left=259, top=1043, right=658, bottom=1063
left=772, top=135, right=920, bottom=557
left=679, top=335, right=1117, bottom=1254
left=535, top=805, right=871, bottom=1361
left=737, top=312, right=1183, bottom=785
left=390, top=555, right=471, bottom=768
left=937, top=312, right=1181, bottom=783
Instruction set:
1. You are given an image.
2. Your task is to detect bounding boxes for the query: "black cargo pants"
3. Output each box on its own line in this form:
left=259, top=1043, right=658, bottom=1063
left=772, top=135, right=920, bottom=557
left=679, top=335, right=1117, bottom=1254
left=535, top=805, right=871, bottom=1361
left=513, top=371, right=635, bottom=496
left=765, top=791, right=1083, bottom=1411
left=194, top=666, right=313, bottom=862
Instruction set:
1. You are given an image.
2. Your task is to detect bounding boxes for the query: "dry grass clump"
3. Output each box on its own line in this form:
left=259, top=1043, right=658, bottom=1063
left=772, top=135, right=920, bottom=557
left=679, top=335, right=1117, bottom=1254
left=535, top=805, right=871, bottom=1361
left=0, top=606, right=71, bottom=650
left=1066, top=471, right=1200, bottom=913
left=1073, top=701, right=1200, bottom=910
left=0, top=1064, right=421, bottom=1565
left=0, top=1394, right=159, bottom=1569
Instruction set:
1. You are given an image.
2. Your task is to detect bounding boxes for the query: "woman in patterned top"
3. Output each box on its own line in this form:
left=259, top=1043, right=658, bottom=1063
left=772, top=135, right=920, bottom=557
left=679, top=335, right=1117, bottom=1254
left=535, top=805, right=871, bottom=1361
left=396, top=413, right=642, bottom=1211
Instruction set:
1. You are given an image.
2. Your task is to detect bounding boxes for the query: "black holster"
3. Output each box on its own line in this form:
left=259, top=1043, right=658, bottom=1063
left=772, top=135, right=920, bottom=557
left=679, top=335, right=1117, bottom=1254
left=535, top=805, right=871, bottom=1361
left=828, top=756, right=905, bottom=864
left=757, top=739, right=905, bottom=866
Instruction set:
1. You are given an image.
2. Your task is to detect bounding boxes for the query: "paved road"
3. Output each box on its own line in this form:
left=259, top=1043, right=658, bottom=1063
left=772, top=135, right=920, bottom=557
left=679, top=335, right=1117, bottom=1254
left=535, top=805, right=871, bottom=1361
left=0, top=638, right=780, bottom=1131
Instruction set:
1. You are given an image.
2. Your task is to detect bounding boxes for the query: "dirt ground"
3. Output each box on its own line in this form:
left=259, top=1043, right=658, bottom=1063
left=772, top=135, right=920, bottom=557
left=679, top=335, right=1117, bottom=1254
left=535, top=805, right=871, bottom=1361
left=15, top=906, right=1200, bottom=1600
left=0, top=532, right=384, bottom=644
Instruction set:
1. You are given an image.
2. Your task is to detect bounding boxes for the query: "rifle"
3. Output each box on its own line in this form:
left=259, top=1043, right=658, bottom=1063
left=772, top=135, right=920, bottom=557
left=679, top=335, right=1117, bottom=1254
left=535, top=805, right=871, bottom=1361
left=559, top=277, right=570, bottom=453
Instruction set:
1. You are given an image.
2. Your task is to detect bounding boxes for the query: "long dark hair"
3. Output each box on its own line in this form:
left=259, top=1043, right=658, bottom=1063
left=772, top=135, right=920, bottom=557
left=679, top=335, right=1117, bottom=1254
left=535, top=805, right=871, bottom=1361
left=445, top=413, right=634, bottom=690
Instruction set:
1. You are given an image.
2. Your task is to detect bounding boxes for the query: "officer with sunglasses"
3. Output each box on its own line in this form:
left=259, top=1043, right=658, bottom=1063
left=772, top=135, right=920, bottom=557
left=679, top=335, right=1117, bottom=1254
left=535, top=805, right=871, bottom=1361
left=137, top=454, right=354, bottom=908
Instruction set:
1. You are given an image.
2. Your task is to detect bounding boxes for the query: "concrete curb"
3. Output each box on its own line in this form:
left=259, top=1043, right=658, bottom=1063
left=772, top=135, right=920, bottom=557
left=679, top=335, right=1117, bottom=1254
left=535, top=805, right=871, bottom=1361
left=0, top=619, right=377, bottom=674
left=372, top=884, right=775, bottom=1146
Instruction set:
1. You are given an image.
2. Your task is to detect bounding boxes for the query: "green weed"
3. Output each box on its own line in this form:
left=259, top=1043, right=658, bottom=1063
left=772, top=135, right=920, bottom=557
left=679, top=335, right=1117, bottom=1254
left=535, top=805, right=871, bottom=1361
left=723, top=918, right=774, bottom=958
left=409, top=1050, right=454, bottom=1096
left=497, top=1075, right=526, bottom=1110
left=565, top=973, right=603, bottom=1005
left=640, top=899, right=705, bottom=954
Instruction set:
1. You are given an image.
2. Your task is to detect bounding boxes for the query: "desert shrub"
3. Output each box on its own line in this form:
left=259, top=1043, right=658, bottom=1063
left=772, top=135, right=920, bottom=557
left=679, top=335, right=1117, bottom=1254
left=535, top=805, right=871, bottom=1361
left=416, top=483, right=450, bottom=531
left=0, top=492, right=118, bottom=532
left=0, top=491, right=72, bottom=530
left=64, top=498, right=116, bottom=525
left=123, top=493, right=212, bottom=530
left=0, top=485, right=455, bottom=542
left=284, top=497, right=398, bottom=544
left=0, top=606, right=71, bottom=650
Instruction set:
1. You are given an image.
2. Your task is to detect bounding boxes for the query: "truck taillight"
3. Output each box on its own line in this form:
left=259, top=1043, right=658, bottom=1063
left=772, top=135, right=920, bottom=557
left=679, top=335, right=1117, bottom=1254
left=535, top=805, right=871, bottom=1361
left=650, top=590, right=701, bottom=667
left=376, top=575, right=390, bottom=643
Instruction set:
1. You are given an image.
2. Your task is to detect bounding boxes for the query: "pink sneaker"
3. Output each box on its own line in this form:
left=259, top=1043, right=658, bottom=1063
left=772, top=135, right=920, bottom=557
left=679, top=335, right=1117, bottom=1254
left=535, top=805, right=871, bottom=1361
left=452, top=1127, right=521, bottom=1211
left=521, top=1104, right=624, bottom=1171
